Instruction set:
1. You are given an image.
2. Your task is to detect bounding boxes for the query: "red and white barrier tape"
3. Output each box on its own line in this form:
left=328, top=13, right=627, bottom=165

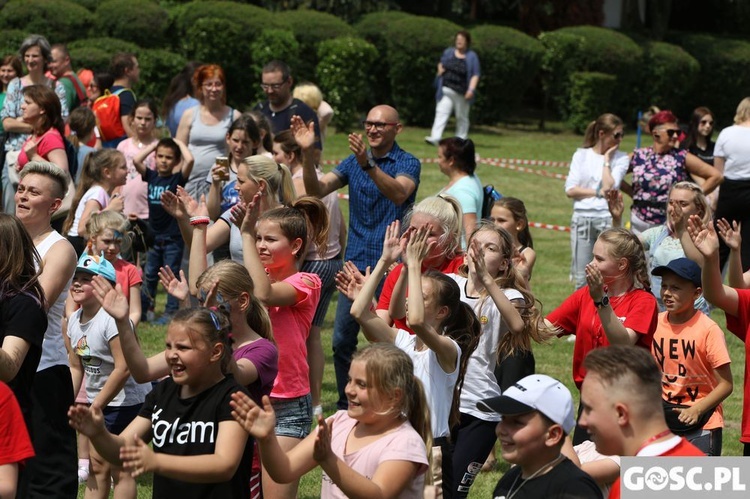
left=336, top=193, right=570, bottom=232
left=322, top=156, right=570, bottom=167
left=480, top=159, right=567, bottom=181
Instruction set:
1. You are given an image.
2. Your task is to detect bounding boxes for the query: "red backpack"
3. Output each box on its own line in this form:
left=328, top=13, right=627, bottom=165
left=92, top=88, right=132, bottom=141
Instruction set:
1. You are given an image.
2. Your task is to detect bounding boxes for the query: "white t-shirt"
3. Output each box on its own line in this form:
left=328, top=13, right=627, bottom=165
left=67, top=185, right=109, bottom=236
left=450, top=273, right=524, bottom=421
left=35, top=231, right=73, bottom=371
left=394, top=329, right=460, bottom=439
left=67, top=307, right=149, bottom=406
left=714, top=125, right=750, bottom=180
left=565, top=148, right=629, bottom=216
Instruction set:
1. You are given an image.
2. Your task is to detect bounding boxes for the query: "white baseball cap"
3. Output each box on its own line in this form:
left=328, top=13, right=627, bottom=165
left=476, top=374, right=576, bottom=434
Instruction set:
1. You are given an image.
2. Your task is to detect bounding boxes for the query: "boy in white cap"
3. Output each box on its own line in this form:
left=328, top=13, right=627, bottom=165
left=478, top=374, right=602, bottom=498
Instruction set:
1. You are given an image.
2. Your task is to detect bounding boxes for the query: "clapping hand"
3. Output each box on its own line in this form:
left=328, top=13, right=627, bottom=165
left=230, top=392, right=277, bottom=440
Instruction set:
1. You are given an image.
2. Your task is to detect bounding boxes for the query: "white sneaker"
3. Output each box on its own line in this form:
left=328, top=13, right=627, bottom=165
left=566, top=334, right=577, bottom=343
left=424, top=137, right=439, bottom=146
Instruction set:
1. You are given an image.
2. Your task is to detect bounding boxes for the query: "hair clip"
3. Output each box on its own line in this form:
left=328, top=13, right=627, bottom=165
left=208, top=309, right=222, bottom=331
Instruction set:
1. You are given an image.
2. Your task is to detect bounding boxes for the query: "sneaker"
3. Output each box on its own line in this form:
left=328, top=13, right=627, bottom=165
left=154, top=313, right=173, bottom=326
left=424, top=136, right=439, bottom=146
left=78, top=465, right=89, bottom=484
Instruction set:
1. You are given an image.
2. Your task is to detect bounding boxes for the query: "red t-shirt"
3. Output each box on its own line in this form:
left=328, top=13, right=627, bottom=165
left=609, top=437, right=704, bottom=499
left=18, top=128, right=65, bottom=168
left=0, top=382, right=34, bottom=467
left=114, top=259, right=142, bottom=301
left=547, top=286, right=658, bottom=388
left=724, top=288, right=750, bottom=443
left=376, top=254, right=465, bottom=333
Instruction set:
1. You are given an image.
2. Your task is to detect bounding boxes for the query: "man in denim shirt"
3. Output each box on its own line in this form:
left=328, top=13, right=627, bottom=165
left=298, top=104, right=421, bottom=409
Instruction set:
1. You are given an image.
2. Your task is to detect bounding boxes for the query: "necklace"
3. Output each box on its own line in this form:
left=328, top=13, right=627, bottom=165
left=505, top=454, right=565, bottom=499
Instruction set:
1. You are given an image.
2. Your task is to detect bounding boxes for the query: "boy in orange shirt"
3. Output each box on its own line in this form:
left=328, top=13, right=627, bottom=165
left=650, top=257, right=733, bottom=455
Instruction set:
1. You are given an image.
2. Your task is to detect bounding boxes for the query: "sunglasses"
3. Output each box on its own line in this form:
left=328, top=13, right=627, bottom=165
left=657, top=129, right=681, bottom=138
left=613, top=132, right=624, bottom=140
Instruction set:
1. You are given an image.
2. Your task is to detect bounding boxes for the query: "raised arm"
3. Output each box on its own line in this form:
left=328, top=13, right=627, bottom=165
left=406, top=227, right=459, bottom=372
left=687, top=215, right=739, bottom=316
left=92, top=276, right=169, bottom=382
left=175, top=138, right=194, bottom=179
left=133, top=140, right=159, bottom=177
left=291, top=115, right=342, bottom=198
left=716, top=219, right=750, bottom=289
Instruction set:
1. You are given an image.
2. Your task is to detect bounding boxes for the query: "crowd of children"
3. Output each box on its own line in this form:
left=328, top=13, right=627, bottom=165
left=3, top=45, right=750, bottom=499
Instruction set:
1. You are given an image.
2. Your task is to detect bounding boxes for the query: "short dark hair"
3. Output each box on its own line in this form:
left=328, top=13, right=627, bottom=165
left=110, top=53, right=136, bottom=79
left=262, top=60, right=291, bottom=81
left=51, top=43, right=69, bottom=59
left=156, top=138, right=181, bottom=163
left=456, top=30, right=472, bottom=46
left=438, top=137, right=476, bottom=175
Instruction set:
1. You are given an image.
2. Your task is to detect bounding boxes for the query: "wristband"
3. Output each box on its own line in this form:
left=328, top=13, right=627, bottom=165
left=189, top=216, right=210, bottom=226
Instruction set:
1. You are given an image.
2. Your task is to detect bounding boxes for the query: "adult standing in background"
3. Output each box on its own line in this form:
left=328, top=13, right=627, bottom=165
left=100, top=53, right=139, bottom=149
left=48, top=45, right=87, bottom=113
left=15, top=162, right=78, bottom=499
left=0, top=55, right=22, bottom=177
left=176, top=64, right=239, bottom=201
left=254, top=60, right=321, bottom=151
left=714, top=97, right=750, bottom=271
left=425, top=30, right=480, bottom=146
left=162, top=61, right=201, bottom=138
left=292, top=105, right=420, bottom=411
left=293, top=82, right=333, bottom=144
left=1, top=34, right=68, bottom=214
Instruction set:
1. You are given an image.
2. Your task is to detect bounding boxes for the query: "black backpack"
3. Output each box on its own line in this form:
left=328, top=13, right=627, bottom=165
left=65, top=138, right=78, bottom=180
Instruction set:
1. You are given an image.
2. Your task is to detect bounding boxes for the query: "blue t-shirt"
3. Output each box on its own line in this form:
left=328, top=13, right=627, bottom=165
left=332, top=142, right=420, bottom=269
left=144, top=169, right=185, bottom=236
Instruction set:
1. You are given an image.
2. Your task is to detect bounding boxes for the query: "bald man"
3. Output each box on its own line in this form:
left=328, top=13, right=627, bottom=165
left=298, top=104, right=421, bottom=409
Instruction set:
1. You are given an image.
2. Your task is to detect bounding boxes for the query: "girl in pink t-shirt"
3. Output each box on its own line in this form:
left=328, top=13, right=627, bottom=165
left=238, top=195, right=327, bottom=499
left=117, top=100, right=159, bottom=220
left=231, top=343, right=430, bottom=499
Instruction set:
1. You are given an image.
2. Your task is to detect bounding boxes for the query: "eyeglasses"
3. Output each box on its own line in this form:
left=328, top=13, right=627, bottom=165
left=260, top=78, right=288, bottom=91
left=657, top=129, right=681, bottom=138
left=613, top=132, right=624, bottom=140
left=362, top=121, right=399, bottom=131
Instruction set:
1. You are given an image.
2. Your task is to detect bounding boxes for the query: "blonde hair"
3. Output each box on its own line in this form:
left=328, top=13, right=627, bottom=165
left=241, top=155, right=296, bottom=206
left=404, top=195, right=462, bottom=261
left=598, top=227, right=650, bottom=291
left=195, top=260, right=274, bottom=342
left=352, top=344, right=432, bottom=449
left=85, top=211, right=131, bottom=253
left=20, top=161, right=68, bottom=199
left=668, top=181, right=711, bottom=228
left=62, top=149, right=124, bottom=235
left=734, top=97, right=750, bottom=124
left=292, top=82, right=323, bottom=111
left=460, top=223, right=553, bottom=359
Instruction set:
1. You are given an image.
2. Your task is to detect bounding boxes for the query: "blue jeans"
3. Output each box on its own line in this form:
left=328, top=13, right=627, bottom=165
left=332, top=277, right=383, bottom=410
left=142, top=234, right=184, bottom=316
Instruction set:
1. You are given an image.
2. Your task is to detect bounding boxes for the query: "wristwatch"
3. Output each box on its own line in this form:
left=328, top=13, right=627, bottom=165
left=361, top=151, right=377, bottom=171
left=594, top=295, right=610, bottom=309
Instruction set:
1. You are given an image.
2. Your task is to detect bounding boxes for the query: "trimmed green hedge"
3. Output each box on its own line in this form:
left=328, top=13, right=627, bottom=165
left=275, top=9, right=355, bottom=83
left=386, top=16, right=462, bottom=126
left=317, top=37, right=378, bottom=130
left=93, top=0, right=169, bottom=48
left=636, top=42, right=699, bottom=118
left=248, top=29, right=301, bottom=107
left=68, top=38, right=140, bottom=72
left=138, top=49, right=187, bottom=102
left=172, top=1, right=281, bottom=34
left=355, top=11, right=415, bottom=107
left=471, top=25, right=544, bottom=125
left=538, top=31, right=584, bottom=122
left=0, top=0, right=94, bottom=43
left=566, top=72, right=617, bottom=133
left=182, top=18, right=250, bottom=110
left=0, top=29, right=27, bottom=58
left=541, top=26, right=642, bottom=119
left=679, top=34, right=750, bottom=123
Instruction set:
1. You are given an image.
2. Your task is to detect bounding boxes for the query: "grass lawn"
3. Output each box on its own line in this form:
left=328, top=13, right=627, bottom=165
left=87, top=121, right=747, bottom=498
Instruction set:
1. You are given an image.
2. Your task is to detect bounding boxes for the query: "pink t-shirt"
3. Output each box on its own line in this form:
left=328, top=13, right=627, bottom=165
left=18, top=129, right=65, bottom=168
left=117, top=138, right=156, bottom=220
left=268, top=272, right=321, bottom=398
left=321, top=410, right=429, bottom=499
left=113, top=259, right=142, bottom=300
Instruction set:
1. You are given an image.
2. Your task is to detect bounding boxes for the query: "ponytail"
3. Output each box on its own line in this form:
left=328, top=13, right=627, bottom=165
left=260, top=196, right=329, bottom=259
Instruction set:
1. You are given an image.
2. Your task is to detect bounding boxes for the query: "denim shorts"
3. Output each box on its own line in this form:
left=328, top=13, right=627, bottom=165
left=103, top=403, right=142, bottom=435
left=271, top=394, right=312, bottom=439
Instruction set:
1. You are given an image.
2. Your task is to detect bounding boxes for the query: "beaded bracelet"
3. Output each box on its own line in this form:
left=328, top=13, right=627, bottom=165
left=189, top=216, right=210, bottom=226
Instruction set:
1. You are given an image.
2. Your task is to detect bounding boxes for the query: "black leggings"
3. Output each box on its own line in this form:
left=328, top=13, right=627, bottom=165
left=715, top=178, right=750, bottom=271
left=451, top=413, right=498, bottom=498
